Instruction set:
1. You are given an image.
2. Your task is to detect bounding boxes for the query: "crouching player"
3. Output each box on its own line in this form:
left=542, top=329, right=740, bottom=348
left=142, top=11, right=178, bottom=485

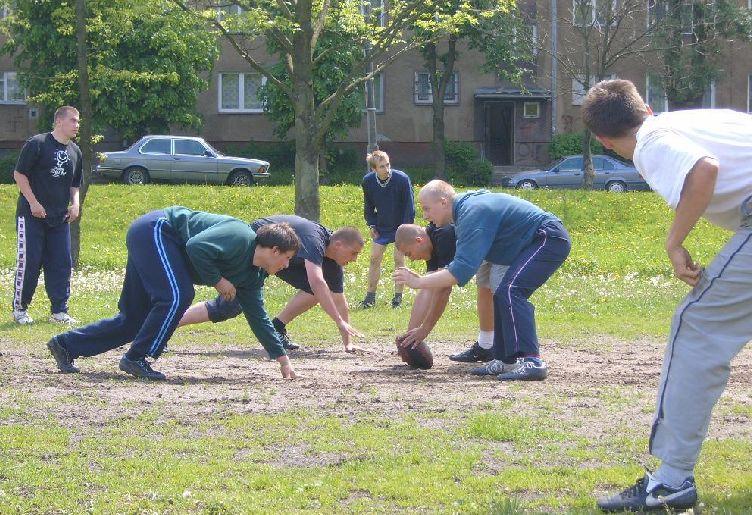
left=46, top=207, right=299, bottom=380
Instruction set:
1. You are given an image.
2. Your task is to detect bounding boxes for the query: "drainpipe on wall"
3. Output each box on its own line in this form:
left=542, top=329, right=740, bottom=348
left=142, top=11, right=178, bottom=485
left=551, top=0, right=558, bottom=135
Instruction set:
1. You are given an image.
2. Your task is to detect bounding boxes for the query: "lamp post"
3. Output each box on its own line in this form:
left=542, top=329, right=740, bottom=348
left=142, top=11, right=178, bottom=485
left=363, top=1, right=379, bottom=153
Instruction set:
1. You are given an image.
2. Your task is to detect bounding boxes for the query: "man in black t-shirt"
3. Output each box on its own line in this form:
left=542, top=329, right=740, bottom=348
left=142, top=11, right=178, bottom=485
left=394, top=223, right=503, bottom=361
left=12, top=106, right=82, bottom=325
left=179, top=215, right=366, bottom=352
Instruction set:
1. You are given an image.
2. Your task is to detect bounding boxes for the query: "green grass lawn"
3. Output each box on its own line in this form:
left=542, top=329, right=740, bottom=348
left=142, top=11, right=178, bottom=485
left=1, top=184, right=749, bottom=513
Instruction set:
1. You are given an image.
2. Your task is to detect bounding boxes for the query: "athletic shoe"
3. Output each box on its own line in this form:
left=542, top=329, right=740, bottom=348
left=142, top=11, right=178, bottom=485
left=12, top=310, right=33, bottom=325
left=361, top=292, right=376, bottom=309
left=470, top=359, right=513, bottom=376
left=50, top=312, right=77, bottom=324
left=597, top=473, right=697, bottom=512
left=46, top=336, right=79, bottom=373
left=278, top=331, right=300, bottom=351
left=119, top=356, right=166, bottom=381
left=497, top=357, right=548, bottom=381
left=391, top=293, right=403, bottom=308
left=450, top=341, right=493, bottom=363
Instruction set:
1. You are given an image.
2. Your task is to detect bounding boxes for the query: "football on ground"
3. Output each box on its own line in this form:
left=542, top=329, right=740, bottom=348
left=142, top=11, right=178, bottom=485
left=395, top=336, right=433, bottom=370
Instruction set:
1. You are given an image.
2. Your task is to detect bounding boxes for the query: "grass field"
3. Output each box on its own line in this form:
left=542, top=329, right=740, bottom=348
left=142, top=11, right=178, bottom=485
left=1, top=184, right=750, bottom=513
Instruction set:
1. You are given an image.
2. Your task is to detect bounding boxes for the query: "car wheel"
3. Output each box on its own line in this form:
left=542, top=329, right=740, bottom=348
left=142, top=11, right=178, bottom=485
left=518, top=179, right=537, bottom=190
left=122, top=167, right=149, bottom=185
left=606, top=181, right=627, bottom=193
left=227, top=169, right=255, bottom=186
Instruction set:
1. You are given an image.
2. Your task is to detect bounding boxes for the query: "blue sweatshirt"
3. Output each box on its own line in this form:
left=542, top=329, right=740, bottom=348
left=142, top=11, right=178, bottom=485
left=164, top=206, right=285, bottom=359
left=446, top=190, right=559, bottom=286
left=362, top=169, right=415, bottom=234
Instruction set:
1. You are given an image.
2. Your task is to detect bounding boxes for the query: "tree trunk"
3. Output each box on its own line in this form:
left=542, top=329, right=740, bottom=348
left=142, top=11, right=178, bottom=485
left=431, top=101, right=447, bottom=179
left=293, top=83, right=320, bottom=220
left=71, top=0, right=94, bottom=267
left=582, top=129, right=595, bottom=189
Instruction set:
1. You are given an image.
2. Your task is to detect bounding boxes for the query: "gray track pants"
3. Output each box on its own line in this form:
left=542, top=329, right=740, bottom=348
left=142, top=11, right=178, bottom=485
left=649, top=202, right=752, bottom=471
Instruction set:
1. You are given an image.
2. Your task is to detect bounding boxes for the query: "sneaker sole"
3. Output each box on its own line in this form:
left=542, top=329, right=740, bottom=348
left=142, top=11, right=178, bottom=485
left=497, top=372, right=548, bottom=381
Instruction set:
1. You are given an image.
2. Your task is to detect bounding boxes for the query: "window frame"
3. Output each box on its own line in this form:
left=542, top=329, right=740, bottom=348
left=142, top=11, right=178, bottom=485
left=573, top=0, right=595, bottom=26
left=0, top=71, right=26, bottom=105
left=523, top=102, right=540, bottom=119
left=413, top=71, right=460, bottom=106
left=139, top=138, right=174, bottom=156
left=360, top=0, right=386, bottom=27
left=363, top=72, right=385, bottom=114
left=645, top=72, right=668, bottom=113
left=218, top=72, right=267, bottom=114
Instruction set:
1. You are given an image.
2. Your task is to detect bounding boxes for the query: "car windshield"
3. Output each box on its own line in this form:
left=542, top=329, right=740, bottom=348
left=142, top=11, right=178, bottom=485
left=203, top=141, right=222, bottom=156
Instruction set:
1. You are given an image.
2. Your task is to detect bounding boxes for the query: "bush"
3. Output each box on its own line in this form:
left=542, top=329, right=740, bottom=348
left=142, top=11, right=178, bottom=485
left=548, top=131, right=604, bottom=160
left=445, top=140, right=492, bottom=186
left=224, top=140, right=296, bottom=169
left=0, top=151, right=19, bottom=184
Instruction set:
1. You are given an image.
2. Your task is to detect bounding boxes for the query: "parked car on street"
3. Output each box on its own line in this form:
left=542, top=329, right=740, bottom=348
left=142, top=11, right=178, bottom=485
left=502, top=154, right=649, bottom=192
left=96, top=135, right=270, bottom=186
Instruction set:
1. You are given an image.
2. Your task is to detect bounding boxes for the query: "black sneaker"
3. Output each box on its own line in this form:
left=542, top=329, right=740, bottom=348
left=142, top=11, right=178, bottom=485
left=391, top=293, right=403, bottom=308
left=450, top=341, right=493, bottom=363
left=119, top=355, right=166, bottom=381
left=46, top=336, right=79, bottom=373
left=278, top=331, right=300, bottom=351
left=361, top=292, right=376, bottom=309
left=497, top=357, right=548, bottom=381
left=597, top=473, right=697, bottom=512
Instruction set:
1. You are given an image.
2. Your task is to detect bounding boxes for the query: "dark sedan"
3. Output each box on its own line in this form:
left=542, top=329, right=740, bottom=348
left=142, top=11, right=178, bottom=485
left=96, top=135, right=270, bottom=186
left=503, top=155, right=649, bottom=192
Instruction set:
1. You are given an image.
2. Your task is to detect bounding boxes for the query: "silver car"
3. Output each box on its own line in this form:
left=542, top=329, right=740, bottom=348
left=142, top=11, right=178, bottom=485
left=503, top=154, right=649, bottom=192
left=96, top=135, right=270, bottom=186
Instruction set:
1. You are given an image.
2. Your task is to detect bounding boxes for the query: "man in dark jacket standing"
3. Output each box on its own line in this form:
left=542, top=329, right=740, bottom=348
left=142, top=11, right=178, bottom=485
left=46, top=206, right=300, bottom=381
left=12, top=106, right=82, bottom=325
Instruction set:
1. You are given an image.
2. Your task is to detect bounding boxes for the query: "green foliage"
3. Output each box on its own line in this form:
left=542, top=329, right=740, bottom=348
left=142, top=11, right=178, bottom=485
left=548, top=131, right=605, bottom=160
left=224, top=140, right=296, bottom=170
left=0, top=151, right=19, bottom=184
left=444, top=140, right=493, bottom=186
left=1, top=0, right=219, bottom=139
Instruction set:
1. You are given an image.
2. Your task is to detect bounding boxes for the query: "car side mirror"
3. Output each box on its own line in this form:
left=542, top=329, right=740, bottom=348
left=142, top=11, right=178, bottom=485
left=204, top=150, right=214, bottom=158
left=551, top=167, right=559, bottom=173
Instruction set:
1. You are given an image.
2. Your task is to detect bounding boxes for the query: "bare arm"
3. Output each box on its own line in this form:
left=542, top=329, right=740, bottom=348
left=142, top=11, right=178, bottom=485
left=332, top=292, right=350, bottom=323
left=67, top=187, right=80, bottom=222
left=14, top=171, right=45, bottom=218
left=666, top=157, right=718, bottom=286
left=305, top=260, right=344, bottom=326
left=394, top=267, right=458, bottom=290
left=400, top=286, right=452, bottom=348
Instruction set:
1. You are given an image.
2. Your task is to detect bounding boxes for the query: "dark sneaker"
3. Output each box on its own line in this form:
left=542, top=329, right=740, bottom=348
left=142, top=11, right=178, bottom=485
left=391, top=293, right=403, bottom=308
left=497, top=357, right=548, bottom=381
left=361, top=292, right=376, bottom=309
left=450, top=341, right=493, bottom=363
left=119, top=356, right=166, bottom=381
left=470, top=359, right=513, bottom=376
left=278, top=331, right=300, bottom=351
left=597, top=473, right=697, bottom=512
left=46, top=336, right=79, bottom=373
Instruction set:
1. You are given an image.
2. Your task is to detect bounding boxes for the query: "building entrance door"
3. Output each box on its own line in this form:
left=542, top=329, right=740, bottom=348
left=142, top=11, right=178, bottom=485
left=484, top=102, right=514, bottom=165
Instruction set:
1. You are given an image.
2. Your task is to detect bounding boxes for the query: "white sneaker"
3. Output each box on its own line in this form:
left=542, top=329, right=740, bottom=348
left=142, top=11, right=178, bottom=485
left=50, top=312, right=77, bottom=324
left=13, top=310, right=33, bottom=325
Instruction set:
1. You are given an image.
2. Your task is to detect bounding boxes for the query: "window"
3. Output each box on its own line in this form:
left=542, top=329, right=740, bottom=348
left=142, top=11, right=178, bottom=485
left=219, top=72, right=266, bottom=113
left=361, top=0, right=385, bottom=26
left=647, top=0, right=667, bottom=27
left=646, top=72, right=667, bottom=113
left=559, top=157, right=584, bottom=171
left=523, top=102, right=540, bottom=118
left=363, top=73, right=384, bottom=113
left=593, top=157, right=615, bottom=170
left=1, top=6, right=9, bottom=19
left=217, top=3, right=243, bottom=20
left=748, top=74, right=752, bottom=113
left=174, top=139, right=208, bottom=156
left=0, top=72, right=25, bottom=104
left=680, top=0, right=694, bottom=34
left=140, top=138, right=172, bottom=155
left=513, top=24, right=538, bottom=57
left=701, top=81, right=715, bottom=108
left=573, top=0, right=595, bottom=25
left=414, top=71, right=459, bottom=105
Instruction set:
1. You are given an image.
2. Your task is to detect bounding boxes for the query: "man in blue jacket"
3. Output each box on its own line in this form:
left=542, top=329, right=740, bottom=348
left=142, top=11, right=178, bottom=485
left=362, top=150, right=415, bottom=308
left=394, top=180, right=570, bottom=381
left=46, top=207, right=300, bottom=381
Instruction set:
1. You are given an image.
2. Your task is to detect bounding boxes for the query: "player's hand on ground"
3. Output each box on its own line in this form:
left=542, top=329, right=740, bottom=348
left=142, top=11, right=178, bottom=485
left=214, top=277, right=237, bottom=301
left=30, top=201, right=46, bottom=218
left=667, top=245, right=702, bottom=286
left=66, top=203, right=80, bottom=223
left=393, top=267, right=421, bottom=288
left=343, top=341, right=370, bottom=354
left=399, top=327, right=428, bottom=349
left=277, top=355, right=297, bottom=379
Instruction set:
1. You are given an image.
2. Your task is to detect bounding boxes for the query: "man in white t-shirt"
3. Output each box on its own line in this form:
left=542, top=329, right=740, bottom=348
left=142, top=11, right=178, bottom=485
left=582, top=79, right=752, bottom=512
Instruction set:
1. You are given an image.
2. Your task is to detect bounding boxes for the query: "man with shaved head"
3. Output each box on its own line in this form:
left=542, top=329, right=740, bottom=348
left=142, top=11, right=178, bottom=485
left=394, top=180, right=570, bottom=381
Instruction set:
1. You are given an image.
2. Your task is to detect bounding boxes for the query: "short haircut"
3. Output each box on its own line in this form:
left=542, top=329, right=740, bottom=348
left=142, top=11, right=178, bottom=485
left=582, top=79, right=649, bottom=138
left=54, top=106, right=79, bottom=122
left=367, top=150, right=390, bottom=169
left=395, top=224, right=427, bottom=250
left=255, top=222, right=300, bottom=253
left=330, top=226, right=364, bottom=247
left=418, top=179, right=456, bottom=202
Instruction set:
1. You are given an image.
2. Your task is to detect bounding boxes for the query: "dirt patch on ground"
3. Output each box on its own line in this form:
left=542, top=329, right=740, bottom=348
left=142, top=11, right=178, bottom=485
left=1, top=336, right=750, bottom=442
